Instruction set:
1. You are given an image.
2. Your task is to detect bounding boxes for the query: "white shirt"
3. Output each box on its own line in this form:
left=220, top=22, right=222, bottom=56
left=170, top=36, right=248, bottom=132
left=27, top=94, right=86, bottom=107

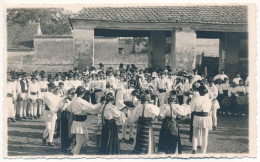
left=115, top=88, right=126, bottom=110
left=54, top=80, right=63, bottom=87
left=233, top=77, right=242, bottom=85
left=101, top=103, right=126, bottom=124
left=128, top=103, right=160, bottom=123
left=43, top=92, right=64, bottom=112
left=39, top=80, right=48, bottom=90
left=234, top=86, right=246, bottom=96
left=190, top=95, right=212, bottom=113
left=159, top=103, right=191, bottom=119
left=219, top=83, right=230, bottom=94
left=123, top=88, right=135, bottom=101
left=28, top=82, right=41, bottom=99
left=209, top=84, right=218, bottom=99
left=64, top=80, right=74, bottom=90
left=67, top=97, right=102, bottom=115
left=192, top=74, right=202, bottom=83
left=214, top=74, right=228, bottom=81
left=6, top=82, right=17, bottom=101
left=106, top=76, right=116, bottom=88
left=228, top=87, right=236, bottom=97
left=156, top=78, right=171, bottom=91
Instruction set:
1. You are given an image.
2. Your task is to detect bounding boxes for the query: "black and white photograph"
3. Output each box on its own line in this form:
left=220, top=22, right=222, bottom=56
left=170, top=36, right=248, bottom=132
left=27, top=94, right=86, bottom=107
left=1, top=1, right=257, bottom=159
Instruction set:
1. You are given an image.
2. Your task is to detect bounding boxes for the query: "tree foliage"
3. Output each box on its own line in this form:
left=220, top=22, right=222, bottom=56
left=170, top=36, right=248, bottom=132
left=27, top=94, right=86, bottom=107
left=7, top=8, right=73, bottom=35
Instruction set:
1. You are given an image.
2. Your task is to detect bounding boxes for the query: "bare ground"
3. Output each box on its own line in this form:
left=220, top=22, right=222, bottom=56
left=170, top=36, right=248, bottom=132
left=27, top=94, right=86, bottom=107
left=7, top=114, right=248, bottom=156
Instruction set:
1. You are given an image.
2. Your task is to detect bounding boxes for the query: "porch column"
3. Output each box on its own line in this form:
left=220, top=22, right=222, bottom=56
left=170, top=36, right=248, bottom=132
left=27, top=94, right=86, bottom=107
left=219, top=35, right=226, bottom=72
left=151, top=31, right=166, bottom=69
left=171, top=29, right=196, bottom=72
left=147, top=36, right=152, bottom=68
left=224, top=32, right=240, bottom=77
left=73, top=28, right=94, bottom=71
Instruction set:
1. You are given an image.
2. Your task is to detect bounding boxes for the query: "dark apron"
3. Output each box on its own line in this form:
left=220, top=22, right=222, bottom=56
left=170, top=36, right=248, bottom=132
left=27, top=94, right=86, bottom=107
left=99, top=104, right=121, bottom=155
left=60, top=110, right=75, bottom=153
left=158, top=104, right=182, bottom=154
left=132, top=104, right=155, bottom=154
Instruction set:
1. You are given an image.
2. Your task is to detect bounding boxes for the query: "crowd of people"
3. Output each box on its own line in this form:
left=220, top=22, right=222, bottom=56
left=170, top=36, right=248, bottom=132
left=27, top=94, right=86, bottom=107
left=5, top=63, right=249, bottom=155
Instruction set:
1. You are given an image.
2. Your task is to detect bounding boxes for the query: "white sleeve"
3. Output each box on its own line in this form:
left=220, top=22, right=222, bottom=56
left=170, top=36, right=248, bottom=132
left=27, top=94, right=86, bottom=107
left=84, top=102, right=102, bottom=114
left=128, top=105, right=142, bottom=123
left=159, top=104, right=169, bottom=119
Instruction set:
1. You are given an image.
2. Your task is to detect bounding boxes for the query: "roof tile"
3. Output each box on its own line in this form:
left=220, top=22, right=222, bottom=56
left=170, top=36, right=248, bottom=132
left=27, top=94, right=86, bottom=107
left=71, top=6, right=247, bottom=25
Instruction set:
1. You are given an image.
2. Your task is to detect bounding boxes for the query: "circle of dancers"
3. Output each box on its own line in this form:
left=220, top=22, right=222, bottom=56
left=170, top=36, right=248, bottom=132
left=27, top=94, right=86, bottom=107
left=6, top=63, right=249, bottom=155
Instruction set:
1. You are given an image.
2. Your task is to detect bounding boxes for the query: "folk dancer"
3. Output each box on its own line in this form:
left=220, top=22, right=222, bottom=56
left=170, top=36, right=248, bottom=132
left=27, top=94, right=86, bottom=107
left=66, top=86, right=104, bottom=155
left=158, top=90, right=191, bottom=154
left=190, top=85, right=212, bottom=154
left=42, top=82, right=65, bottom=147
left=128, top=90, right=160, bottom=154
left=99, top=92, right=127, bottom=154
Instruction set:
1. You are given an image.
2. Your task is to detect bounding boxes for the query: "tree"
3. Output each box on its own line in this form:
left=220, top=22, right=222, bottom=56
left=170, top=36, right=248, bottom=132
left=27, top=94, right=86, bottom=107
left=7, top=8, right=73, bottom=35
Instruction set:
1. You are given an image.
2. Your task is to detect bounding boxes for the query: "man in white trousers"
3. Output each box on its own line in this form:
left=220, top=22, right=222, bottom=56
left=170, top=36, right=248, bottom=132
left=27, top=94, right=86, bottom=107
left=42, top=82, right=65, bottom=147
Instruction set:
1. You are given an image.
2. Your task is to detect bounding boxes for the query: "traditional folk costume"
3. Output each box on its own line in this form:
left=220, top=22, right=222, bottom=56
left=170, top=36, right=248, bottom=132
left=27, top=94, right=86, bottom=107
left=190, top=91, right=212, bottom=154
left=99, top=102, right=126, bottom=154
left=158, top=103, right=190, bottom=154
left=234, top=84, right=247, bottom=115
left=128, top=103, right=160, bottom=154
left=209, top=83, right=220, bottom=129
left=28, top=79, right=41, bottom=118
left=42, top=87, right=65, bottom=147
left=174, top=81, right=184, bottom=105
left=17, top=77, right=29, bottom=119
left=6, top=81, right=17, bottom=120
left=156, top=76, right=171, bottom=106
left=218, top=80, right=230, bottom=114
left=213, top=73, right=228, bottom=82
left=60, top=90, right=76, bottom=154
left=233, top=77, right=242, bottom=86
left=66, top=96, right=102, bottom=155
left=38, top=77, right=48, bottom=116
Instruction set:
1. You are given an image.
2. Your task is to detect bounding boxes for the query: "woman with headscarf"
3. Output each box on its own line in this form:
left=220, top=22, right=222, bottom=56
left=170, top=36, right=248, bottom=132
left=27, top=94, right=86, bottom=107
left=158, top=90, right=191, bottom=154
left=99, top=92, right=127, bottom=155
left=128, top=90, right=160, bottom=154
left=66, top=86, right=104, bottom=155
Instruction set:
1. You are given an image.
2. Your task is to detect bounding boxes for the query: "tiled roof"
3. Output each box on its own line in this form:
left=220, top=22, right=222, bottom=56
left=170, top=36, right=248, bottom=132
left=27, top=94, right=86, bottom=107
left=7, top=23, right=38, bottom=50
left=71, top=6, right=247, bottom=25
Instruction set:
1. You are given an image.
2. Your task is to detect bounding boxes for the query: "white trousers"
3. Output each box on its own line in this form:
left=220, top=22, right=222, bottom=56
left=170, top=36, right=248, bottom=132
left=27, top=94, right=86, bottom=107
left=192, top=127, right=208, bottom=153
left=72, top=134, right=89, bottom=155
left=29, top=102, right=38, bottom=117
left=158, top=92, right=167, bottom=107
left=212, top=108, right=218, bottom=127
left=43, top=116, right=56, bottom=143
left=18, top=100, right=28, bottom=117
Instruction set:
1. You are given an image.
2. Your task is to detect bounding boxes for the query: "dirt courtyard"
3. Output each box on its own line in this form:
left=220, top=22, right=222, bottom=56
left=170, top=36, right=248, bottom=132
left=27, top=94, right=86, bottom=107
left=7, top=114, right=248, bottom=157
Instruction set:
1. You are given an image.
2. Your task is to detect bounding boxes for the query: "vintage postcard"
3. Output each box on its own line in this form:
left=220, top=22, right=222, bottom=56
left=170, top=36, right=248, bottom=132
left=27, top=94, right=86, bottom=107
left=1, top=1, right=257, bottom=159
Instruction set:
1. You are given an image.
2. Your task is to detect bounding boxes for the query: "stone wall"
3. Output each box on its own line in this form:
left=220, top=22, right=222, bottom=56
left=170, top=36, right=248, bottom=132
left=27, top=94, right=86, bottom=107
left=7, top=36, right=148, bottom=73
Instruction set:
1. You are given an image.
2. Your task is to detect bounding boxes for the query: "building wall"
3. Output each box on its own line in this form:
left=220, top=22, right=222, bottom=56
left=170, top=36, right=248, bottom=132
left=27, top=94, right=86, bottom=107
left=7, top=36, right=148, bottom=72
